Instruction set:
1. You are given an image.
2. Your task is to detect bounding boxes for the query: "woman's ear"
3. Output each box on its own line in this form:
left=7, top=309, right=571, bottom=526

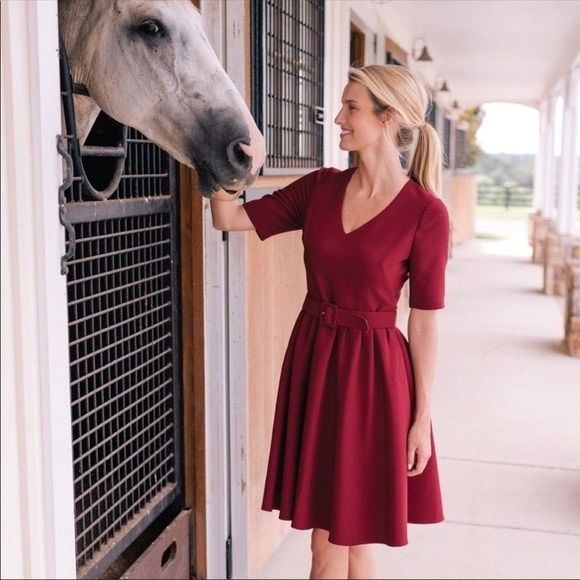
left=381, top=107, right=395, bottom=126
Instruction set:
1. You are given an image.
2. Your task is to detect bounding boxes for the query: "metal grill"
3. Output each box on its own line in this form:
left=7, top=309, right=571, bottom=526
left=443, top=117, right=452, bottom=169
left=252, top=0, right=325, bottom=172
left=455, top=128, right=468, bottom=169
left=60, top=123, right=182, bottom=578
left=65, top=123, right=172, bottom=203
left=427, top=100, right=438, bottom=130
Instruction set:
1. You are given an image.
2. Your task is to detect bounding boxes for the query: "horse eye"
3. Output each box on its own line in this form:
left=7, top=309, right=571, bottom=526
left=138, top=19, right=165, bottom=38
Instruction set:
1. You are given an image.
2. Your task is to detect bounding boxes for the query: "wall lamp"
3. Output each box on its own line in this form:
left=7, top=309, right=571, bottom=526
left=451, top=100, right=462, bottom=121
left=435, top=77, right=452, bottom=107
left=412, top=38, right=433, bottom=62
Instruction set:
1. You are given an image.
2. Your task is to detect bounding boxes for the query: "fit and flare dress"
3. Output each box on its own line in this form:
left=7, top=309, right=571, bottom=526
left=243, top=166, right=449, bottom=547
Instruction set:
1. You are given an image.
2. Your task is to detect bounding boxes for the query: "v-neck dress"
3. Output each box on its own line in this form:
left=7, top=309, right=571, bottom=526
left=243, top=166, right=449, bottom=547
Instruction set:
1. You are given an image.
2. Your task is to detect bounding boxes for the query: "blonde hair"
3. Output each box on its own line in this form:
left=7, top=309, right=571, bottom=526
left=348, top=64, right=443, bottom=197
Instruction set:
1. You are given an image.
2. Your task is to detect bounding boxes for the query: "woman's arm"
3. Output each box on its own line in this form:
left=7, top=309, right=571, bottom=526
left=406, top=307, right=439, bottom=477
left=209, top=189, right=255, bottom=231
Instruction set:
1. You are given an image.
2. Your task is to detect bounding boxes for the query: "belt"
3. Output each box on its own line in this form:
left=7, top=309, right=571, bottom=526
left=302, top=294, right=397, bottom=331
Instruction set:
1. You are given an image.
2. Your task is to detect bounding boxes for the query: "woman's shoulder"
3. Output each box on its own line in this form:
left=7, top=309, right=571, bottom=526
left=406, top=179, right=448, bottom=215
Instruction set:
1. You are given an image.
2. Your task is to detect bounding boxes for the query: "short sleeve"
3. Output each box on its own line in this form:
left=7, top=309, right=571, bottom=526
left=408, top=197, right=450, bottom=310
left=243, top=169, right=322, bottom=240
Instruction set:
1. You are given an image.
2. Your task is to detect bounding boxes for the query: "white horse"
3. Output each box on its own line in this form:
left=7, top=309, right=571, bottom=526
left=58, top=0, right=265, bottom=196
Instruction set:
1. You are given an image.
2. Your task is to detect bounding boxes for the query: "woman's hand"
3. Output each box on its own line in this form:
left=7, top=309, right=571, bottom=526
left=407, top=418, right=432, bottom=477
left=209, top=189, right=255, bottom=231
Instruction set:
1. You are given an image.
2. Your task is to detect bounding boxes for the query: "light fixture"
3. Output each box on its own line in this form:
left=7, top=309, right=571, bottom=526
left=451, top=100, right=462, bottom=121
left=412, top=38, right=433, bottom=63
left=435, top=77, right=452, bottom=107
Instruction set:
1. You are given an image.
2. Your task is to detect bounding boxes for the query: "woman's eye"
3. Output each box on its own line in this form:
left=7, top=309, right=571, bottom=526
left=138, top=20, right=165, bottom=38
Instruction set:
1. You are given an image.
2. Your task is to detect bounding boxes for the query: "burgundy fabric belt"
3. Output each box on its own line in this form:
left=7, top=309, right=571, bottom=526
left=302, top=294, right=397, bottom=331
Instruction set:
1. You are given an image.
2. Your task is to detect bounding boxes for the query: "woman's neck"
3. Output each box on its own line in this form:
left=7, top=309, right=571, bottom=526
left=353, top=145, right=408, bottom=198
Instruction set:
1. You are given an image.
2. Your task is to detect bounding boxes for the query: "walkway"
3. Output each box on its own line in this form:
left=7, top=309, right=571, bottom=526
left=257, top=216, right=580, bottom=579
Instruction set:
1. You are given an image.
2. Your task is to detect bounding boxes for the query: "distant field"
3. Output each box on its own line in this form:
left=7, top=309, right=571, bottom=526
left=475, top=204, right=580, bottom=222
left=475, top=204, right=532, bottom=219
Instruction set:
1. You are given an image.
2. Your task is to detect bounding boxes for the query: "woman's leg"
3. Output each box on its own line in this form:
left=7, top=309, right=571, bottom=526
left=348, top=543, right=377, bottom=579
left=309, top=528, right=349, bottom=579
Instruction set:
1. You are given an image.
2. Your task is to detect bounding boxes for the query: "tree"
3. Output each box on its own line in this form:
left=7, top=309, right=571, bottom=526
left=459, top=106, right=485, bottom=167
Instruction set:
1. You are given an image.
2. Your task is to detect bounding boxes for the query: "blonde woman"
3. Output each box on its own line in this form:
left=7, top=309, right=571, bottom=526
left=210, top=64, right=449, bottom=579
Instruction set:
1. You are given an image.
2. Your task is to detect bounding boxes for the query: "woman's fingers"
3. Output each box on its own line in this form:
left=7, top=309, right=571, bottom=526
left=407, top=443, right=417, bottom=473
left=407, top=444, right=431, bottom=477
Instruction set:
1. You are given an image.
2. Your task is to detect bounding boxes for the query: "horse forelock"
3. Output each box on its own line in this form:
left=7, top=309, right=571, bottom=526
left=59, top=0, right=111, bottom=87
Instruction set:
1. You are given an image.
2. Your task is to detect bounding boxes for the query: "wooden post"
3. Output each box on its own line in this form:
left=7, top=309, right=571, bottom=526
left=565, top=260, right=580, bottom=357
left=532, top=215, right=555, bottom=265
left=543, top=233, right=567, bottom=295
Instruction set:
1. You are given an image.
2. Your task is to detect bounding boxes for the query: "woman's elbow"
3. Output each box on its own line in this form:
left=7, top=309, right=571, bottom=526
left=211, top=218, right=228, bottom=231
left=408, top=309, right=438, bottom=333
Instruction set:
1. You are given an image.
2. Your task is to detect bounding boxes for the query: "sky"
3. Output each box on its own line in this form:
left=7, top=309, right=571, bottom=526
left=476, top=102, right=539, bottom=155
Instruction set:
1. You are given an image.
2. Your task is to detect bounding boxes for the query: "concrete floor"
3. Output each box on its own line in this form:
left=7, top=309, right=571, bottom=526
left=257, top=216, right=580, bottom=579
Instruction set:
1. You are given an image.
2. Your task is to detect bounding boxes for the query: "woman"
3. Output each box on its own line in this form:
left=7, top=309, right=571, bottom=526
left=210, top=64, right=449, bottom=580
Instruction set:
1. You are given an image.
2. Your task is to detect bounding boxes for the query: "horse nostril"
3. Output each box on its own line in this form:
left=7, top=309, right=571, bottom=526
left=226, top=139, right=251, bottom=171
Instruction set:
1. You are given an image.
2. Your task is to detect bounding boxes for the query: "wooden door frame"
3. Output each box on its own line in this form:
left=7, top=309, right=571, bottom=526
left=180, top=166, right=207, bottom=579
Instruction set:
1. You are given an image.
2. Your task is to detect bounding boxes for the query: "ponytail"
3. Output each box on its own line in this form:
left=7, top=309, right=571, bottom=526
left=348, top=65, right=444, bottom=198
left=407, top=123, right=443, bottom=197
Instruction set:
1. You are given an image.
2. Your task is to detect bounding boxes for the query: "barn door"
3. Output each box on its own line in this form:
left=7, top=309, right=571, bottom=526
left=59, top=112, right=188, bottom=578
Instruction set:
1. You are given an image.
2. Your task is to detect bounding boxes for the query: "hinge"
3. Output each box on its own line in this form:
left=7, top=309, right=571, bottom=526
left=314, top=106, right=324, bottom=125
left=373, top=33, right=378, bottom=56
left=57, top=134, right=76, bottom=275
left=226, top=535, right=232, bottom=579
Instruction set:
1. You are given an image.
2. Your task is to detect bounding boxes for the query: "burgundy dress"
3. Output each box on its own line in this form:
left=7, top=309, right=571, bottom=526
left=243, top=167, right=449, bottom=547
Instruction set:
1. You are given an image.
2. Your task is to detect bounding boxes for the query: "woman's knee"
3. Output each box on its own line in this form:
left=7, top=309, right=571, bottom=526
left=310, top=528, right=347, bottom=557
left=348, top=543, right=375, bottom=560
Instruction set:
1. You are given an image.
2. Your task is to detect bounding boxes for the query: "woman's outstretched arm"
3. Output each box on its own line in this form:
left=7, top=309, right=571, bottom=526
left=209, top=189, right=255, bottom=231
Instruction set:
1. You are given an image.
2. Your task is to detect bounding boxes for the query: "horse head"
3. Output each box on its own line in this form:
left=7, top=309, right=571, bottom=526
left=58, top=0, right=265, bottom=197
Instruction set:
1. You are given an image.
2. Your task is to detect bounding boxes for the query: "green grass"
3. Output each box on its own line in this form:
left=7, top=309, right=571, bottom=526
left=476, top=205, right=532, bottom=219
left=476, top=205, right=580, bottom=222
left=475, top=232, right=508, bottom=240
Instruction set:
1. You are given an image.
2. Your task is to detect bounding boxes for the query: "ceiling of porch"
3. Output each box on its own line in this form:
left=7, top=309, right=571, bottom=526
left=379, top=0, right=580, bottom=108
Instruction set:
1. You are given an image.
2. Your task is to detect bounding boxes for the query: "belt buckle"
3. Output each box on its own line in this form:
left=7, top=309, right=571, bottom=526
left=320, top=302, right=337, bottom=328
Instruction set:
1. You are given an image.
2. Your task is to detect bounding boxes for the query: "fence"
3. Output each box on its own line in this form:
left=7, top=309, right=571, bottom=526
left=478, top=182, right=580, bottom=209
left=477, top=182, right=533, bottom=208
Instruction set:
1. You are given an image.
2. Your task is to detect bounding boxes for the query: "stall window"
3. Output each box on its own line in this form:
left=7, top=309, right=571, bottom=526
left=252, top=0, right=325, bottom=172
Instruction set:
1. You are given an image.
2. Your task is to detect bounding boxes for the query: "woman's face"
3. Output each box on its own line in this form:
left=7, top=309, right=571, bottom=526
left=334, top=81, right=387, bottom=152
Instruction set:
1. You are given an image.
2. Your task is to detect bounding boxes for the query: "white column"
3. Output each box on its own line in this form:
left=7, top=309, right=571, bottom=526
left=557, top=68, right=580, bottom=234
left=542, top=94, right=558, bottom=218
left=1, top=1, right=76, bottom=578
left=533, top=101, right=548, bottom=210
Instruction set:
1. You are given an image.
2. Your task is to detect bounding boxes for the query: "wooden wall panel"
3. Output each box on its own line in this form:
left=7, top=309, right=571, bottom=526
left=179, top=165, right=206, bottom=579
left=245, top=230, right=307, bottom=578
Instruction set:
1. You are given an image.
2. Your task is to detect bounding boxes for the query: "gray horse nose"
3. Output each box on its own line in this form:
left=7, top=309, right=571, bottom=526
left=226, top=139, right=252, bottom=174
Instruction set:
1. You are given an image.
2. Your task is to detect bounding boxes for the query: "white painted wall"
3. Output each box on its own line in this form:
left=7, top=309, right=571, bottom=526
left=199, top=1, right=253, bottom=578
left=323, top=0, right=449, bottom=172
left=1, top=1, right=76, bottom=578
left=324, top=1, right=350, bottom=169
